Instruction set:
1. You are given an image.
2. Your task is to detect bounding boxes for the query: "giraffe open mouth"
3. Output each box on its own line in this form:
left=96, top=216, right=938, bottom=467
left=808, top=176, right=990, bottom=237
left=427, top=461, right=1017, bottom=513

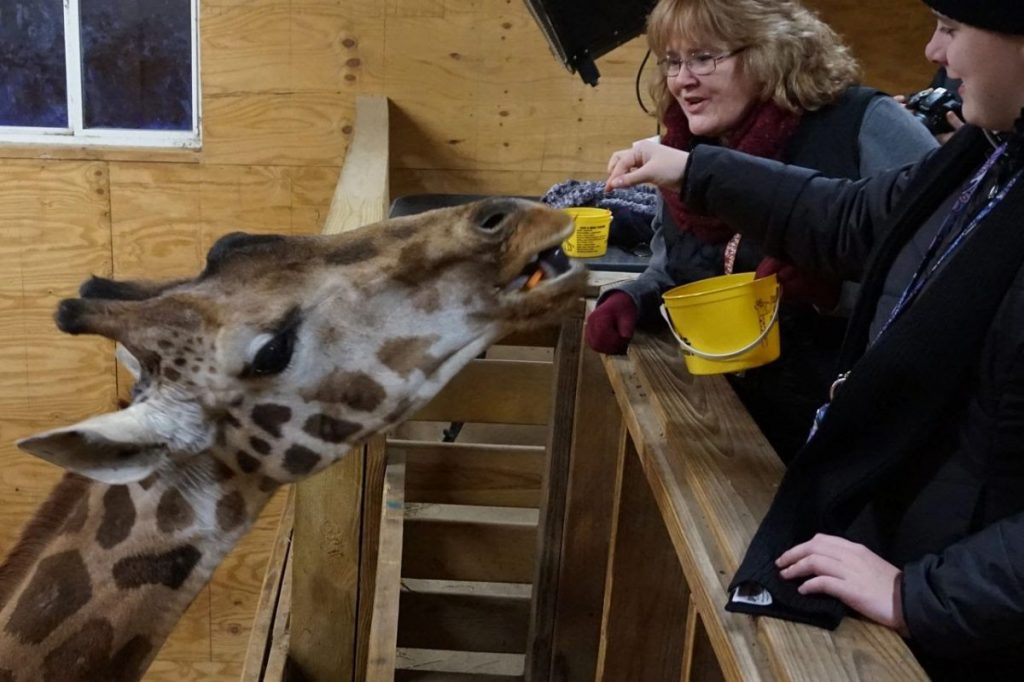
left=506, top=246, right=574, bottom=293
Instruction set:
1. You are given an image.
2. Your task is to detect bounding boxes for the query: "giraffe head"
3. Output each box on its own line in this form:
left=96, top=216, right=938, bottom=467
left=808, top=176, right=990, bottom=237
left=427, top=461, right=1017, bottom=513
left=16, top=198, right=586, bottom=488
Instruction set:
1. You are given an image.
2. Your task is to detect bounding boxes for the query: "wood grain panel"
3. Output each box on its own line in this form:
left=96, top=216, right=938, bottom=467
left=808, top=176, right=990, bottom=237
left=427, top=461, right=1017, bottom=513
left=403, top=519, right=537, bottom=583
left=397, top=591, right=531, bottom=653
left=412, top=359, right=553, bottom=425
left=202, top=4, right=384, bottom=96
left=202, top=93, right=353, bottom=167
left=809, top=0, right=937, bottom=95
left=393, top=440, right=544, bottom=508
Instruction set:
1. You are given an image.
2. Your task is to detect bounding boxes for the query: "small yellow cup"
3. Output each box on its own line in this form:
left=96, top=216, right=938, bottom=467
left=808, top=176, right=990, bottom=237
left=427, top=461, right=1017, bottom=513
left=562, top=207, right=612, bottom=258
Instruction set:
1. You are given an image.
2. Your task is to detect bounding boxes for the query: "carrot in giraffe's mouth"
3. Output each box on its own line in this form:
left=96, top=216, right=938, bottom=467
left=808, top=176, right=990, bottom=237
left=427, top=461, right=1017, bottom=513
left=505, top=246, right=572, bottom=292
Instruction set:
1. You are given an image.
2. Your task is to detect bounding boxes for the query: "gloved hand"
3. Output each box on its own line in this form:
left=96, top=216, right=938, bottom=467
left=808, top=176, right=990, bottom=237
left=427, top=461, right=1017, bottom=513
left=755, top=257, right=840, bottom=312
left=586, top=292, right=638, bottom=355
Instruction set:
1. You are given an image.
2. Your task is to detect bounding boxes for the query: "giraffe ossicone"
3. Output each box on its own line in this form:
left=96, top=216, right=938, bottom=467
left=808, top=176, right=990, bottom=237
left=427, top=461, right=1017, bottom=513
left=0, top=198, right=586, bottom=681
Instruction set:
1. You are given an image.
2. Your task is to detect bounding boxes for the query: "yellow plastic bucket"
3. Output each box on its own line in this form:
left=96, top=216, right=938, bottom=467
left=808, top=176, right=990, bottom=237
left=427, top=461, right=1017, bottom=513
left=562, top=207, right=612, bottom=258
left=659, top=273, right=781, bottom=375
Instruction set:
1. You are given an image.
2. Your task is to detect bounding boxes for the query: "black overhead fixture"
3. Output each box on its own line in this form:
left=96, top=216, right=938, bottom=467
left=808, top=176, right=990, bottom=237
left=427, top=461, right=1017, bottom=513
left=523, top=0, right=657, bottom=86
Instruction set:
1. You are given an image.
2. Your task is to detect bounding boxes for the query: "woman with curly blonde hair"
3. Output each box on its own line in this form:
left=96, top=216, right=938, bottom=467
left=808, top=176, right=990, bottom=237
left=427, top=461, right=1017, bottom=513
left=587, top=0, right=937, bottom=461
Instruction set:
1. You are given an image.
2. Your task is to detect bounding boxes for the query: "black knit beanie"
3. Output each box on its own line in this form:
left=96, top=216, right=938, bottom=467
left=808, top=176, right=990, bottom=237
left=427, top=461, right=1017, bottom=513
left=922, top=0, right=1024, bottom=34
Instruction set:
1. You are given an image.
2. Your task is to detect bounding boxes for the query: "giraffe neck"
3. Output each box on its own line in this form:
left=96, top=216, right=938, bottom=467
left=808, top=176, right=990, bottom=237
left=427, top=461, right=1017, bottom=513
left=0, top=456, right=276, bottom=682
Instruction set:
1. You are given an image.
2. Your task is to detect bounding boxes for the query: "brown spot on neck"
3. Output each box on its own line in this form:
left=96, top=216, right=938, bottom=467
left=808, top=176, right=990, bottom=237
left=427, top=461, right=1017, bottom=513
left=112, top=545, right=202, bottom=590
left=107, top=635, right=154, bottom=682
left=216, top=491, right=247, bottom=531
left=377, top=335, right=439, bottom=377
left=302, top=414, right=361, bottom=443
left=96, top=485, right=136, bottom=550
left=251, top=404, right=292, bottom=438
left=156, top=488, right=195, bottom=534
left=5, top=550, right=92, bottom=644
left=0, top=474, right=91, bottom=608
left=302, top=370, right=386, bottom=412
left=236, top=450, right=261, bottom=473
left=43, top=618, right=113, bottom=682
left=283, top=445, right=322, bottom=476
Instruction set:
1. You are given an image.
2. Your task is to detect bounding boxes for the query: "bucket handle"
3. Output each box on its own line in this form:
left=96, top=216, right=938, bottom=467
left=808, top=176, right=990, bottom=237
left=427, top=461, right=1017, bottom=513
left=658, top=289, right=781, bottom=361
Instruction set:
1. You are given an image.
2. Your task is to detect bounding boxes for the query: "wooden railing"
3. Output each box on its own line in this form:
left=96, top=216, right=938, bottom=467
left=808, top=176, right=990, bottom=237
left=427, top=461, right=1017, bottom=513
left=546, top=305, right=929, bottom=681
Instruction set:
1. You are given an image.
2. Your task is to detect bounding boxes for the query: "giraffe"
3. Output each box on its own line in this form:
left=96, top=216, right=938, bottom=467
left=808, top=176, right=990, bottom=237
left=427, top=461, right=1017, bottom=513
left=0, top=198, right=586, bottom=681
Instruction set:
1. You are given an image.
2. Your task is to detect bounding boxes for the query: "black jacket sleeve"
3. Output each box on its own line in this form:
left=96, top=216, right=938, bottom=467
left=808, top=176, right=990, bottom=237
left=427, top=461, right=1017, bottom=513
left=902, top=514, right=1024, bottom=657
left=682, top=145, right=928, bottom=281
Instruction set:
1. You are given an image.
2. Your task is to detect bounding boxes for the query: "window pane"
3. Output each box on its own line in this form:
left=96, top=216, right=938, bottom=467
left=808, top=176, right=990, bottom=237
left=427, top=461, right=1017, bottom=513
left=80, top=0, right=192, bottom=130
left=0, top=0, right=68, bottom=127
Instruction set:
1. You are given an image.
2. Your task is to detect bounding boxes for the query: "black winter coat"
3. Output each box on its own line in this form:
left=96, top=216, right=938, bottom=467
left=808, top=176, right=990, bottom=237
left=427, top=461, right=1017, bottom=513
left=684, top=126, right=1024, bottom=680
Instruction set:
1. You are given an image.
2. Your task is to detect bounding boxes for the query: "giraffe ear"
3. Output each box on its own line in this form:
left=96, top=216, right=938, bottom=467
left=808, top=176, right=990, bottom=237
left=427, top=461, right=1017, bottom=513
left=17, top=404, right=168, bottom=485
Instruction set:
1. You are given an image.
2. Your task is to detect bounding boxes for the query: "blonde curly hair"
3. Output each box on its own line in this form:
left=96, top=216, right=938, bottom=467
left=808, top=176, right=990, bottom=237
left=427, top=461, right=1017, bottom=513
left=646, top=0, right=861, bottom=117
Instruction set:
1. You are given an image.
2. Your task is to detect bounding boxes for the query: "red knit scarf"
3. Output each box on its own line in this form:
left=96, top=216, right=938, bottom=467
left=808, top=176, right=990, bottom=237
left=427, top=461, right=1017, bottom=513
left=660, top=99, right=802, bottom=243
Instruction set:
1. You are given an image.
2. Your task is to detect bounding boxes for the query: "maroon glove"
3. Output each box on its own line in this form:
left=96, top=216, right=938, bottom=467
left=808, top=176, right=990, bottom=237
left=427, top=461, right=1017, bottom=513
left=586, top=291, right=638, bottom=355
left=755, top=256, right=840, bottom=311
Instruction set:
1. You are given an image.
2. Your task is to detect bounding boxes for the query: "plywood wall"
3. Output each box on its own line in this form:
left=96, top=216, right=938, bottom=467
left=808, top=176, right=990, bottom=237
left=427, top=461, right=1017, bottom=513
left=0, top=0, right=935, bottom=679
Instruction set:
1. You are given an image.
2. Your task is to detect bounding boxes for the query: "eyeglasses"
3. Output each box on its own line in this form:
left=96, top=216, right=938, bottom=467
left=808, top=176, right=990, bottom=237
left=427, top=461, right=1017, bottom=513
left=657, top=47, right=747, bottom=77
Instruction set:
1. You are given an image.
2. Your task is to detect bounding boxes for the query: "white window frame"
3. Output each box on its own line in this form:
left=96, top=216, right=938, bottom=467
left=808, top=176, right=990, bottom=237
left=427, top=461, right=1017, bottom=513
left=0, top=0, right=201, bottom=149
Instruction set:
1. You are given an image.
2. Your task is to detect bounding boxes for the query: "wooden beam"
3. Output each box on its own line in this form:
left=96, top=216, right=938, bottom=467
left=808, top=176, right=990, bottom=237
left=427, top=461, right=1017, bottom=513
left=240, top=487, right=295, bottom=682
left=322, top=95, right=390, bottom=235
left=355, top=436, right=389, bottom=678
left=595, top=436, right=689, bottom=682
left=365, top=453, right=407, bottom=681
left=542, top=339, right=625, bottom=681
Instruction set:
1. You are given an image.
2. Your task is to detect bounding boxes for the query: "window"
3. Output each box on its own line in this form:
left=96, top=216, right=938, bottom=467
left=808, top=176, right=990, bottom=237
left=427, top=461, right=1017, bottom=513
left=0, top=0, right=199, bottom=148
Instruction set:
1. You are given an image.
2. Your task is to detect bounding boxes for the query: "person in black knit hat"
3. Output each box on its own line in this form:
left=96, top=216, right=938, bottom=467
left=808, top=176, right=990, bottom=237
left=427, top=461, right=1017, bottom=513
left=605, top=1, right=1024, bottom=679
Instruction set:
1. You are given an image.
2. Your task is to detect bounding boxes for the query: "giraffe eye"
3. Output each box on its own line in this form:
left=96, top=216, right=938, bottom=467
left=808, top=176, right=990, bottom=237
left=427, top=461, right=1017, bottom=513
left=249, top=327, right=296, bottom=377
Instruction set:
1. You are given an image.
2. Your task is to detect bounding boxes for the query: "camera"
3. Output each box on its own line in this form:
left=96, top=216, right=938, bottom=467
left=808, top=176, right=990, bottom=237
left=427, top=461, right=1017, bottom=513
left=905, top=87, right=963, bottom=135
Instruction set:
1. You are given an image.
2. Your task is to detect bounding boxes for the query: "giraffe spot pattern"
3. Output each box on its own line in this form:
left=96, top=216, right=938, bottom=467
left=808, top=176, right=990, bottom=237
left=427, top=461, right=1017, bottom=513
left=162, top=366, right=181, bottom=382
left=174, top=357, right=186, bottom=367
left=302, top=414, right=361, bottom=444
left=96, top=485, right=135, bottom=550
left=251, top=403, right=292, bottom=438
left=377, top=336, right=438, bottom=377
left=249, top=437, right=271, bottom=455
left=156, top=488, right=194, bottom=533
left=112, top=545, right=202, bottom=590
left=5, top=550, right=92, bottom=644
left=283, top=444, right=322, bottom=476
left=258, top=476, right=281, bottom=492
left=214, top=459, right=236, bottom=481
left=412, top=286, right=442, bottom=314
left=138, top=474, right=158, bottom=490
left=42, top=618, right=113, bottom=682
left=305, top=370, right=386, bottom=412
left=216, top=491, right=246, bottom=531
left=106, top=635, right=154, bottom=682
left=38, top=619, right=153, bottom=682
left=236, top=450, right=260, bottom=473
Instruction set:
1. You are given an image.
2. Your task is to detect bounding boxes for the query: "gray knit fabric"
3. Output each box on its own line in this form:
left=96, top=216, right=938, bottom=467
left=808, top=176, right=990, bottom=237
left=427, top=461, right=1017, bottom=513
left=540, top=179, right=658, bottom=218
